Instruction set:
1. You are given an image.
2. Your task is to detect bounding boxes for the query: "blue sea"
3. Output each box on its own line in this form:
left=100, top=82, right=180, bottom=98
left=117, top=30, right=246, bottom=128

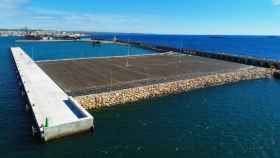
left=16, top=41, right=156, bottom=61
left=92, top=33, right=280, bottom=60
left=1, top=35, right=280, bottom=158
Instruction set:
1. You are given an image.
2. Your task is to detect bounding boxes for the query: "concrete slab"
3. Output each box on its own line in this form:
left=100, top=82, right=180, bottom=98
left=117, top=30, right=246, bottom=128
left=37, top=53, right=250, bottom=96
left=11, top=47, right=94, bottom=141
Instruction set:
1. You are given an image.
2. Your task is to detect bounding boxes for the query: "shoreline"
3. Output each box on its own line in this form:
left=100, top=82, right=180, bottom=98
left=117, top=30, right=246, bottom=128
left=15, top=39, right=87, bottom=42
left=75, top=67, right=274, bottom=110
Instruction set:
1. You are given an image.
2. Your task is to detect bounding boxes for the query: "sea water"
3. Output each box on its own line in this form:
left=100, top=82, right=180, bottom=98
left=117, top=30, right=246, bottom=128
left=1, top=37, right=280, bottom=158
left=93, top=33, right=280, bottom=60
left=16, top=41, right=156, bottom=61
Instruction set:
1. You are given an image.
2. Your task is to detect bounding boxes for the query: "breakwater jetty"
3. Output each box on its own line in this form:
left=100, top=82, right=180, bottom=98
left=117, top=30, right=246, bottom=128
left=114, top=40, right=280, bottom=69
left=11, top=47, right=94, bottom=141
left=35, top=49, right=275, bottom=109
left=75, top=67, right=273, bottom=109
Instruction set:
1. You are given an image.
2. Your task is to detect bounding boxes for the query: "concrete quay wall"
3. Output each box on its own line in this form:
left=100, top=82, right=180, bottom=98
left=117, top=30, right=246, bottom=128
left=11, top=47, right=94, bottom=142
left=75, top=67, right=274, bottom=109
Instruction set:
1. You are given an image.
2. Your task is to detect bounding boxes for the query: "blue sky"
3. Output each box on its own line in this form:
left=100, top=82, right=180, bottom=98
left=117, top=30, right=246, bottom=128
left=0, top=0, right=280, bottom=35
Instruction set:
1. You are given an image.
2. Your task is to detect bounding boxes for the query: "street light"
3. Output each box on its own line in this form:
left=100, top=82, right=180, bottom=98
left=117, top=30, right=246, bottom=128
left=126, top=39, right=130, bottom=67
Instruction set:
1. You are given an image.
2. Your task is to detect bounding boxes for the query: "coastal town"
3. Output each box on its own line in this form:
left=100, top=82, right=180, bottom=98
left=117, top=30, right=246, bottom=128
left=0, top=29, right=89, bottom=40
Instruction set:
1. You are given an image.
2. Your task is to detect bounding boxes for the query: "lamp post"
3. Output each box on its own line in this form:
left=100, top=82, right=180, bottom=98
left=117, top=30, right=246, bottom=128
left=126, top=39, right=130, bottom=67
left=110, top=70, right=113, bottom=92
left=32, top=47, right=34, bottom=60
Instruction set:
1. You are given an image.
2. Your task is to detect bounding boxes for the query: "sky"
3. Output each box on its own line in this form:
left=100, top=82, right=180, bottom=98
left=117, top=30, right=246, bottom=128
left=0, top=0, right=280, bottom=35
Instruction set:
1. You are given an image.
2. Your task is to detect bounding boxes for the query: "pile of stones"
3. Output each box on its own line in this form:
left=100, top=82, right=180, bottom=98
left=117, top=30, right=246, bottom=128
left=75, top=67, right=274, bottom=109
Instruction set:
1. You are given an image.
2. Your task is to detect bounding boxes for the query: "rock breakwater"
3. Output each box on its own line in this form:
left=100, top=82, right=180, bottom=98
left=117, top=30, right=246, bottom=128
left=75, top=67, right=273, bottom=109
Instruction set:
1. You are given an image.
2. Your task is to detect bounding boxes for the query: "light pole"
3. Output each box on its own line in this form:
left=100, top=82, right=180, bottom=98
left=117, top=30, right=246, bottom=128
left=126, top=39, right=130, bottom=67
left=32, top=47, right=34, bottom=60
left=179, top=40, right=183, bottom=64
left=110, top=70, right=113, bottom=92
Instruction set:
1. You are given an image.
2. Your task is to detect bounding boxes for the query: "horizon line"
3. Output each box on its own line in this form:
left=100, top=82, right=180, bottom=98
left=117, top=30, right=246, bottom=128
left=1, top=27, right=280, bottom=37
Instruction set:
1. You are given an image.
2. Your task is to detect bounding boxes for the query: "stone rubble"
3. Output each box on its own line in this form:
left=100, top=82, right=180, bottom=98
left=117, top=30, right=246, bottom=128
left=75, top=67, right=274, bottom=110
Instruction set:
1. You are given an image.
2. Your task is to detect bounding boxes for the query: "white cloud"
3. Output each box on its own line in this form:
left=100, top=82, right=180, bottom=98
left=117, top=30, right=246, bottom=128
left=0, top=0, right=30, bottom=17
left=0, top=1, right=163, bottom=33
left=1, top=6, right=161, bottom=33
left=0, top=0, right=30, bottom=9
left=272, top=0, right=280, bottom=5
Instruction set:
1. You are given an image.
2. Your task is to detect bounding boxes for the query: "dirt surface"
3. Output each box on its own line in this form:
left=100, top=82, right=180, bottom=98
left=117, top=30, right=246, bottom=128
left=37, top=54, right=250, bottom=96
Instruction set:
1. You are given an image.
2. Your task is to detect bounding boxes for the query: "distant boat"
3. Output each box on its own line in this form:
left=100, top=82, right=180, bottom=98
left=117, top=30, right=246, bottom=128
left=24, top=35, right=42, bottom=40
left=209, top=36, right=225, bottom=39
left=267, top=36, right=278, bottom=38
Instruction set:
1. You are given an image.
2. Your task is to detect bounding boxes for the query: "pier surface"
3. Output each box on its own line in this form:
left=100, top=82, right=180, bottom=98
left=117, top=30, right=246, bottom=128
left=11, top=47, right=94, bottom=141
left=38, top=53, right=250, bottom=96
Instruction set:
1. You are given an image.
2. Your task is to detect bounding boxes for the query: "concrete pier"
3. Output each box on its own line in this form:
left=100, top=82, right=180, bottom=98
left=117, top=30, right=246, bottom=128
left=11, top=47, right=94, bottom=142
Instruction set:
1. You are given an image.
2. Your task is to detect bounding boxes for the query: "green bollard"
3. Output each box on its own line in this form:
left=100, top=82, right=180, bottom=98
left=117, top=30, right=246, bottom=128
left=45, top=117, right=48, bottom=128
